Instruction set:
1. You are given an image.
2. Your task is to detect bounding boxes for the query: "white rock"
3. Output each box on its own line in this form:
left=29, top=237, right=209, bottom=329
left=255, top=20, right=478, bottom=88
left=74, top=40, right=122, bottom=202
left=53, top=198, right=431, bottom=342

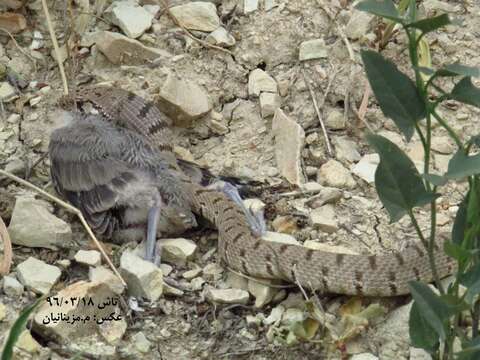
left=89, top=266, right=125, bottom=295
left=299, top=39, right=328, bottom=61
left=132, top=332, right=151, bottom=353
left=160, top=263, right=173, bottom=276
left=225, top=271, right=249, bottom=290
left=169, top=2, right=220, bottom=32
left=162, top=238, right=197, bottom=266
left=318, top=159, right=356, bottom=189
left=143, top=4, right=160, bottom=16
left=244, top=0, right=259, bottom=14
left=345, top=11, right=374, bottom=40
left=259, top=92, right=281, bottom=118
left=410, top=347, right=432, bottom=360
left=15, top=330, right=41, bottom=353
left=182, top=267, right=202, bottom=279
left=190, top=277, right=206, bottom=291
left=206, top=27, right=235, bottom=47
left=351, top=154, right=380, bottom=184
left=206, top=287, right=250, bottom=304
left=120, top=250, right=163, bottom=301
left=248, top=279, right=279, bottom=308
left=305, top=186, right=342, bottom=208
left=109, top=1, right=153, bottom=38
left=325, top=109, right=346, bottom=130
left=431, top=136, right=454, bottom=154
left=3, top=275, right=24, bottom=296
left=0, top=82, right=17, bottom=102
left=29, top=30, right=44, bottom=50
left=96, top=31, right=170, bottom=65
left=74, top=250, right=101, bottom=267
left=8, top=195, right=72, bottom=250
left=248, top=69, right=277, bottom=97
left=351, top=354, right=379, bottom=360
left=281, top=308, right=305, bottom=325
left=333, top=137, right=361, bottom=163
left=310, top=205, right=338, bottom=233
left=263, top=231, right=299, bottom=245
left=272, top=109, right=305, bottom=185
left=203, top=263, right=223, bottom=281
left=264, top=0, right=277, bottom=11
left=17, top=257, right=61, bottom=294
left=264, top=305, right=285, bottom=325
left=156, top=73, right=211, bottom=127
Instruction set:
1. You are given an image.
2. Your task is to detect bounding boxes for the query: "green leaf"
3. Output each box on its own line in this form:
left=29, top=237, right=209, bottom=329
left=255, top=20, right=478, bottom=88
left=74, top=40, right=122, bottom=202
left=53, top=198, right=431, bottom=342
left=409, top=301, right=439, bottom=353
left=423, top=173, right=447, bottom=186
left=443, top=241, right=469, bottom=262
left=361, top=51, right=426, bottom=140
left=457, top=337, right=480, bottom=360
left=436, top=63, right=480, bottom=78
left=408, top=281, right=454, bottom=340
left=416, top=66, right=435, bottom=76
left=459, top=264, right=480, bottom=304
left=1, top=296, right=45, bottom=360
left=452, top=196, right=467, bottom=244
left=446, top=150, right=480, bottom=179
left=355, top=0, right=402, bottom=22
left=367, top=134, right=437, bottom=222
left=450, top=77, right=480, bottom=109
left=407, top=14, right=451, bottom=33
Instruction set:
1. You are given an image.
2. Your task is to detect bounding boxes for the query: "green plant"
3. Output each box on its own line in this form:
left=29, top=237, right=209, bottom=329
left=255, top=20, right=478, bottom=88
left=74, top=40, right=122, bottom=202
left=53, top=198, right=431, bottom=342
left=356, top=0, right=480, bottom=359
left=1, top=296, right=44, bottom=360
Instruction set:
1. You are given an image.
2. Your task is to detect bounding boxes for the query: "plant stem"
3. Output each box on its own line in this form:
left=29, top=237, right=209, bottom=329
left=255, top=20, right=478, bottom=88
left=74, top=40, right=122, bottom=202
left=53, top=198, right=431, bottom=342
left=430, top=109, right=463, bottom=149
left=409, top=210, right=444, bottom=294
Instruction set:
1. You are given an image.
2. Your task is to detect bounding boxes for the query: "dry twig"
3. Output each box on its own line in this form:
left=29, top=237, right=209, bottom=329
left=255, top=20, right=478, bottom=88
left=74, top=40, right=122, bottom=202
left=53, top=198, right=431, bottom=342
left=41, top=0, right=69, bottom=95
left=302, top=68, right=333, bottom=156
left=0, top=169, right=126, bottom=287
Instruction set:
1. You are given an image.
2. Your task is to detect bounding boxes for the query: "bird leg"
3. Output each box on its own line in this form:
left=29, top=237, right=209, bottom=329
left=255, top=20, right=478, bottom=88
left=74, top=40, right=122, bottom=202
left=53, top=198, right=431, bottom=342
left=145, top=204, right=161, bottom=264
left=209, top=181, right=266, bottom=236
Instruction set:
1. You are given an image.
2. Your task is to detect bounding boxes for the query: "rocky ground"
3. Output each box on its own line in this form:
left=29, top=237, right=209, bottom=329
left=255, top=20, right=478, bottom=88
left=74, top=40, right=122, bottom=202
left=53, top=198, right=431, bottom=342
left=0, top=0, right=479, bottom=359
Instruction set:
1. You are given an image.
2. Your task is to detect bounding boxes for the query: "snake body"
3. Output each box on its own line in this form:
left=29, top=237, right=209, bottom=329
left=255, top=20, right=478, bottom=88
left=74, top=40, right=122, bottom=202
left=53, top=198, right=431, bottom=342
left=52, top=86, right=455, bottom=296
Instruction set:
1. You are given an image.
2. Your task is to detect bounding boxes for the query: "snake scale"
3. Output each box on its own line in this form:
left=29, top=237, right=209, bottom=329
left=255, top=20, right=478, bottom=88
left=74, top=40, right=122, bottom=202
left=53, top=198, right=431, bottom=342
left=53, top=86, right=455, bottom=296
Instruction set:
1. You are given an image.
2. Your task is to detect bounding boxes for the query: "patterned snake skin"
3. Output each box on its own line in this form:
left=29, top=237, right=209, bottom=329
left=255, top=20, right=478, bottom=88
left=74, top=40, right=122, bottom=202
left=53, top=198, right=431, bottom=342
left=54, top=86, right=455, bottom=296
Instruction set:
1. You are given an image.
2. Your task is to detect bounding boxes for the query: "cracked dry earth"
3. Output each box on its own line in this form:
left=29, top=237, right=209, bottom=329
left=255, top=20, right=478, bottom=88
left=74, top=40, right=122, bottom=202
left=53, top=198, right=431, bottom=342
left=0, top=0, right=480, bottom=359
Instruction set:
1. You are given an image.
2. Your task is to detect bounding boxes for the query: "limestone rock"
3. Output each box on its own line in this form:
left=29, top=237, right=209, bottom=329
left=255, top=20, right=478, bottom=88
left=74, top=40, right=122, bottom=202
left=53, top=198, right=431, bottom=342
left=156, top=73, right=211, bottom=127
left=0, top=12, right=26, bottom=34
left=109, top=1, right=154, bottom=38
left=351, top=154, right=380, bottom=184
left=0, top=82, right=17, bottom=102
left=203, top=263, right=223, bottom=281
left=17, top=257, right=61, bottom=294
left=3, top=275, right=24, bottom=296
left=206, top=27, right=236, bottom=47
left=169, top=2, right=220, bottom=32
left=132, top=332, right=151, bottom=353
left=272, top=109, right=305, bottom=185
left=310, top=205, right=338, bottom=233
left=351, top=354, right=378, bottom=360
left=225, top=271, right=249, bottom=291
left=259, top=92, right=281, bottom=118
left=263, top=231, right=299, bottom=245
left=272, top=215, right=298, bottom=234
left=162, top=238, right=197, bottom=266
left=317, top=159, right=356, bottom=189
left=89, top=266, right=125, bottom=295
left=182, top=267, right=202, bottom=280
left=325, top=109, right=346, bottom=130
left=431, top=136, right=454, bottom=154
left=33, top=281, right=118, bottom=340
left=15, top=330, right=41, bottom=354
left=244, top=0, right=259, bottom=14
left=333, top=137, right=361, bottom=163
left=248, top=69, right=277, bottom=97
left=345, top=11, right=373, bottom=40
left=96, top=31, right=170, bottom=65
left=206, top=287, right=250, bottom=304
left=120, top=250, right=163, bottom=301
left=8, top=195, right=72, bottom=250
left=299, top=39, right=328, bottom=61
left=248, top=279, right=280, bottom=308
left=305, top=186, right=342, bottom=208
left=74, top=250, right=101, bottom=267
